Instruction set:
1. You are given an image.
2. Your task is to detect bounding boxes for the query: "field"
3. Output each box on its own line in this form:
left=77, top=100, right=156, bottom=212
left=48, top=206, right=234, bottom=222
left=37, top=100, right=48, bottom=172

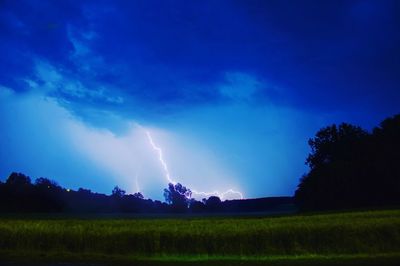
left=0, top=209, right=400, bottom=265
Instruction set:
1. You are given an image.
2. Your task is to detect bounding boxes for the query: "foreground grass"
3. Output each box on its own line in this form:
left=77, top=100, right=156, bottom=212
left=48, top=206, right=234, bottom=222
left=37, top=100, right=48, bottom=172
left=1, top=251, right=400, bottom=266
left=0, top=209, right=399, bottom=264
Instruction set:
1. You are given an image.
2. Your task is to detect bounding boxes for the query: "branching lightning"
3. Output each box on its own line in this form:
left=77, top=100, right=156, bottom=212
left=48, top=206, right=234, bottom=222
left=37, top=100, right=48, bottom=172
left=144, top=129, right=244, bottom=200
left=145, top=131, right=176, bottom=184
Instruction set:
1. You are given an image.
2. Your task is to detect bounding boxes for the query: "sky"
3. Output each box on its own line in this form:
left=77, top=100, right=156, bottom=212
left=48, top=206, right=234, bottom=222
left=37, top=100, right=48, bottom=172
left=0, top=0, right=399, bottom=200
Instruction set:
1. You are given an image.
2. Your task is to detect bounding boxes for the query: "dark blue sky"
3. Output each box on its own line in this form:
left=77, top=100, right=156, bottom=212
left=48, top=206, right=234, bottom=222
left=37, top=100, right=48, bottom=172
left=0, top=0, right=399, bottom=200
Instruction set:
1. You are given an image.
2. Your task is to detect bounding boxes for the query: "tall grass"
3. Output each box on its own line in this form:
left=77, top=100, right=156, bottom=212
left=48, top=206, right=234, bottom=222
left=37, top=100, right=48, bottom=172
left=0, top=209, right=399, bottom=257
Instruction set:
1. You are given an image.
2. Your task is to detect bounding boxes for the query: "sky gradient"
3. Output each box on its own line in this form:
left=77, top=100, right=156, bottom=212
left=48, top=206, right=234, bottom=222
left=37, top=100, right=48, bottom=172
left=0, top=0, right=399, bottom=200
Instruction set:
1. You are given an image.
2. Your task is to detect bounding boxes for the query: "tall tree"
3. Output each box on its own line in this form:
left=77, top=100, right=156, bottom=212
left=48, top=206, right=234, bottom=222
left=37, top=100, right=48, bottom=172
left=6, top=172, right=31, bottom=186
left=295, top=115, right=400, bottom=211
left=163, top=183, right=191, bottom=212
left=112, top=186, right=126, bottom=198
left=295, top=123, right=369, bottom=210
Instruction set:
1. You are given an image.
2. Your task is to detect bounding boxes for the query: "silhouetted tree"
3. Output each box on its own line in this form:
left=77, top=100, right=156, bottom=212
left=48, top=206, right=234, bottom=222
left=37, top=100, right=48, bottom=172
left=133, top=192, right=144, bottom=199
left=6, top=172, right=31, bottom=186
left=2, top=172, right=34, bottom=211
left=295, top=123, right=369, bottom=210
left=35, top=177, right=61, bottom=190
left=369, top=114, right=400, bottom=204
left=189, top=199, right=205, bottom=213
left=112, top=186, right=126, bottom=198
left=295, top=115, right=400, bottom=211
left=78, top=188, right=92, bottom=195
left=305, top=123, right=368, bottom=170
left=33, top=177, right=64, bottom=212
left=205, top=196, right=222, bottom=212
left=163, top=183, right=192, bottom=212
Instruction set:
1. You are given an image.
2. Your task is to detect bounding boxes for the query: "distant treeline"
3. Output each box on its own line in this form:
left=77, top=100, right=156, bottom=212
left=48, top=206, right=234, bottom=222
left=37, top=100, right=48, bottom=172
left=295, top=113, right=400, bottom=211
left=0, top=173, right=293, bottom=213
left=1, top=113, right=399, bottom=213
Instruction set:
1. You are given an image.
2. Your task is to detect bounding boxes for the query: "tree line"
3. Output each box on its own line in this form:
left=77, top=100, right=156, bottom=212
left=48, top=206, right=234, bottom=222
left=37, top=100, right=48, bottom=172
left=1, top=113, right=399, bottom=213
left=0, top=173, right=291, bottom=213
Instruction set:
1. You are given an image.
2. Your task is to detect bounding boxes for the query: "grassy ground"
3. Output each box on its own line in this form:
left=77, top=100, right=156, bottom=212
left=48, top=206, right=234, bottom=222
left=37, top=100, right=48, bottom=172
left=0, top=209, right=399, bottom=265
left=1, top=252, right=400, bottom=266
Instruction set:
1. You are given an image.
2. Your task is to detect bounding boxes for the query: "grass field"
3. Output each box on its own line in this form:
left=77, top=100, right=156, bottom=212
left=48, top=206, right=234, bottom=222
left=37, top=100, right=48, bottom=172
left=0, top=209, right=399, bottom=265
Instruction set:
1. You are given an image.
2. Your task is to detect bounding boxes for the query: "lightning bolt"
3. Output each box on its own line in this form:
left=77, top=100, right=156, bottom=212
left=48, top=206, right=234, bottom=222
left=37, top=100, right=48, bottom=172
left=145, top=131, right=176, bottom=184
left=145, top=129, right=244, bottom=200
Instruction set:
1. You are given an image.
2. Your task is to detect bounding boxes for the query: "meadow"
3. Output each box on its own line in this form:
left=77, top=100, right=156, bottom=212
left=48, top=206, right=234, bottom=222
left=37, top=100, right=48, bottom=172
left=0, top=209, right=399, bottom=265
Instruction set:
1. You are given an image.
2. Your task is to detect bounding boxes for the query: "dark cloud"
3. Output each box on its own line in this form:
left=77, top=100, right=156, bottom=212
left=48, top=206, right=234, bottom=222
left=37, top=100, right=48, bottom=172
left=0, top=0, right=399, bottom=118
left=0, top=0, right=87, bottom=89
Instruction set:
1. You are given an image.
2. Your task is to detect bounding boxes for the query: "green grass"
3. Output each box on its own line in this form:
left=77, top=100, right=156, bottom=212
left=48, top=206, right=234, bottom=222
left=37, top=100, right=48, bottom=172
left=0, top=209, right=399, bottom=264
left=1, top=251, right=400, bottom=266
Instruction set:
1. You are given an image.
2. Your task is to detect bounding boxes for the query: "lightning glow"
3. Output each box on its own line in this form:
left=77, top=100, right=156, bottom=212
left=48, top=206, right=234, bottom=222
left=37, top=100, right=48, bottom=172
left=144, top=129, right=244, bottom=200
left=191, top=189, right=244, bottom=200
left=134, top=173, right=140, bottom=193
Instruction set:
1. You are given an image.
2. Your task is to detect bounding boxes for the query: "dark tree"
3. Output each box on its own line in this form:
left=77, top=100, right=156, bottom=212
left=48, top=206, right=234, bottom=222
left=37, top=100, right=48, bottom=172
left=163, top=183, right=192, bottom=212
left=295, top=115, right=400, bottom=211
left=369, top=114, right=400, bottom=204
left=133, top=192, right=144, bottom=199
left=35, top=177, right=61, bottom=190
left=78, top=188, right=92, bottom=194
left=112, top=186, right=126, bottom=198
left=6, top=172, right=31, bottom=186
left=205, top=196, right=222, bottom=212
left=305, top=123, right=368, bottom=170
left=189, top=199, right=205, bottom=213
left=295, top=123, right=369, bottom=210
left=33, top=177, right=64, bottom=212
left=2, top=173, right=36, bottom=211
